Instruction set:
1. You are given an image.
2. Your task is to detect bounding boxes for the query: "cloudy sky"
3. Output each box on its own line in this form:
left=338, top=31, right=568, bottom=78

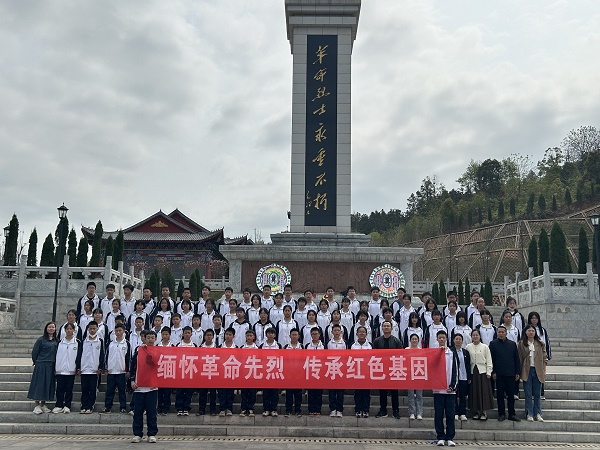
left=1, top=0, right=600, bottom=255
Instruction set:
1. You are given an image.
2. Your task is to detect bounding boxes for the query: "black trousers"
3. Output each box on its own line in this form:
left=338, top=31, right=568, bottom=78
left=240, top=389, right=257, bottom=411
left=198, top=388, right=217, bottom=414
left=285, top=389, right=302, bottom=414
left=218, top=388, right=234, bottom=412
left=455, top=380, right=469, bottom=416
left=157, top=388, right=171, bottom=413
left=379, top=389, right=399, bottom=412
left=132, top=390, right=158, bottom=438
left=80, top=374, right=98, bottom=410
left=496, top=375, right=516, bottom=417
left=55, top=374, right=75, bottom=408
left=263, top=389, right=279, bottom=412
left=328, top=389, right=344, bottom=412
left=307, top=389, right=323, bottom=413
left=354, top=390, right=370, bottom=413
left=175, top=388, right=193, bottom=412
left=105, top=373, right=127, bottom=410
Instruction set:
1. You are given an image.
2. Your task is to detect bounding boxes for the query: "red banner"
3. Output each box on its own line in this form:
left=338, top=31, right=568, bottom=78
left=136, top=347, right=447, bottom=390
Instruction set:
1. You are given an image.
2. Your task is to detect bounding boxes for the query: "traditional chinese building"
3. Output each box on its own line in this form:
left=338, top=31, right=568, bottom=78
left=81, top=209, right=251, bottom=278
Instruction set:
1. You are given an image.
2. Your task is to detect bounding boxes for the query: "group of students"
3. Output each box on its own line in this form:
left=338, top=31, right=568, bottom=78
left=27, top=280, right=552, bottom=445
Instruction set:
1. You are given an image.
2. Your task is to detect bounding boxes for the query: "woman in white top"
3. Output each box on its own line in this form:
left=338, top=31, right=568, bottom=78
left=465, top=329, right=493, bottom=420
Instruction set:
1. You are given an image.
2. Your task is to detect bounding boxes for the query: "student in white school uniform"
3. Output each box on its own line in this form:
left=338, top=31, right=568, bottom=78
left=199, top=299, right=216, bottom=331
left=195, top=286, right=211, bottom=315
left=231, top=307, right=251, bottom=348
left=239, top=288, right=253, bottom=313
left=152, top=298, right=172, bottom=329
left=351, top=326, right=372, bottom=418
left=368, top=286, right=382, bottom=318
left=316, top=299, right=332, bottom=332
left=284, top=328, right=304, bottom=417
left=303, top=289, right=318, bottom=312
left=506, top=296, right=525, bottom=331
left=395, top=293, right=415, bottom=339
left=100, top=284, right=117, bottom=322
left=293, top=297, right=309, bottom=330
left=269, top=293, right=286, bottom=325
left=420, top=298, right=438, bottom=331
left=175, top=288, right=193, bottom=315
left=276, top=305, right=298, bottom=348
left=253, top=308, right=275, bottom=347
left=261, top=285, right=275, bottom=310
left=197, top=329, right=217, bottom=416
left=59, top=310, right=80, bottom=341
left=402, top=312, right=423, bottom=348
left=424, top=310, right=447, bottom=348
left=501, top=309, right=522, bottom=400
left=475, top=309, right=497, bottom=345
left=53, top=323, right=82, bottom=414
left=443, top=291, right=462, bottom=317
left=282, top=284, right=296, bottom=312
left=141, top=287, right=155, bottom=316
left=260, top=328, right=281, bottom=416
left=218, top=329, right=237, bottom=416
left=78, top=300, right=95, bottom=335
left=178, top=299, right=195, bottom=328
left=466, top=291, right=481, bottom=323
left=127, top=300, right=150, bottom=332
left=305, top=327, right=325, bottom=415
left=327, top=324, right=347, bottom=417
left=350, top=311, right=373, bottom=346
left=406, top=333, right=424, bottom=420
left=169, top=314, right=183, bottom=345
left=239, top=330, right=259, bottom=417
left=175, top=327, right=197, bottom=416
left=443, top=300, right=459, bottom=337
left=300, top=310, right=323, bottom=346
left=190, top=314, right=204, bottom=347
left=128, top=317, right=145, bottom=357
left=391, top=287, right=407, bottom=318
left=324, top=286, right=339, bottom=313
left=156, top=327, right=174, bottom=415
left=433, top=330, right=459, bottom=447
left=120, top=284, right=136, bottom=322
left=339, top=297, right=356, bottom=335
left=450, top=312, right=472, bottom=346
left=346, top=286, right=360, bottom=316
left=223, top=298, right=238, bottom=329
left=79, top=321, right=105, bottom=414
left=76, top=281, right=100, bottom=317
left=102, top=324, right=131, bottom=414
left=246, top=295, right=262, bottom=326
left=325, top=310, right=350, bottom=345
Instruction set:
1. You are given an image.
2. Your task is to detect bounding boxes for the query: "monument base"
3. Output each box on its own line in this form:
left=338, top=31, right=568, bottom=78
left=220, top=243, right=423, bottom=295
left=270, top=232, right=371, bottom=247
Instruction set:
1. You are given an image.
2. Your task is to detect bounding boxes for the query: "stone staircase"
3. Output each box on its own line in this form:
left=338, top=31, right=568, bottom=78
left=1, top=330, right=599, bottom=443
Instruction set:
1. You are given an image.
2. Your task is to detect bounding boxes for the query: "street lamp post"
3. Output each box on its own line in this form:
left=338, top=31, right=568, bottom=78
left=52, top=204, right=69, bottom=322
left=1, top=226, right=9, bottom=267
left=455, top=256, right=459, bottom=282
left=591, top=214, right=600, bottom=300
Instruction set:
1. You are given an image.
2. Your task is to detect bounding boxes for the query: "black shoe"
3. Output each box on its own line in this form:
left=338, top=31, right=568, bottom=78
left=508, top=415, right=521, bottom=422
left=101, top=408, right=111, bottom=414
left=393, top=411, right=401, bottom=419
left=498, top=415, right=505, bottom=421
left=375, top=410, right=388, bottom=418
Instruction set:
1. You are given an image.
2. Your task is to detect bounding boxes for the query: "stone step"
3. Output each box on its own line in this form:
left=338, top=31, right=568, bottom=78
left=0, top=419, right=599, bottom=443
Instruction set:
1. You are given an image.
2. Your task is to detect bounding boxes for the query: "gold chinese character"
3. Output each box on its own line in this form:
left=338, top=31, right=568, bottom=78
left=315, top=123, right=326, bottom=142
left=313, top=45, right=328, bottom=65
left=315, top=173, right=326, bottom=186
left=312, top=87, right=330, bottom=102
left=314, top=68, right=327, bottom=82
left=312, top=148, right=326, bottom=166
left=314, top=193, right=328, bottom=210
left=313, top=103, right=326, bottom=115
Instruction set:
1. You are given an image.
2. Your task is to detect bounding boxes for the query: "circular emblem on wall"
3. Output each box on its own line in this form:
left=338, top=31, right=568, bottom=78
left=256, top=264, right=292, bottom=294
left=369, top=264, right=405, bottom=298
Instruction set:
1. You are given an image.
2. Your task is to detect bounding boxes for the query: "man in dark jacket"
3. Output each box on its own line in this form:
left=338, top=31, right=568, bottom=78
left=372, top=320, right=402, bottom=419
left=489, top=326, right=521, bottom=421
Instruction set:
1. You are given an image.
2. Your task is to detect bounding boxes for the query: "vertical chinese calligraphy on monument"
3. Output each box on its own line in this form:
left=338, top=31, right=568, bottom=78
left=305, top=35, right=338, bottom=226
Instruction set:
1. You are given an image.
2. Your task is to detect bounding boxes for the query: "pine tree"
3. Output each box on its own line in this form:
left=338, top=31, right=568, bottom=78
left=487, top=206, right=493, bottom=222
left=550, top=222, right=569, bottom=273
left=67, top=228, right=77, bottom=267
left=189, top=271, right=198, bottom=301
left=538, top=194, right=546, bottom=215
left=432, top=283, right=439, bottom=303
left=54, top=217, right=69, bottom=267
left=464, top=277, right=471, bottom=300
left=195, top=268, right=204, bottom=296
left=480, top=284, right=485, bottom=299
left=539, top=228, right=550, bottom=275
left=26, top=229, right=38, bottom=267
left=162, top=268, right=176, bottom=295
left=3, top=214, right=19, bottom=266
left=526, top=193, right=535, bottom=216
left=439, top=280, right=447, bottom=304
left=177, top=280, right=185, bottom=300
left=458, top=279, right=464, bottom=304
left=576, top=186, right=583, bottom=204
left=551, top=195, right=558, bottom=213
left=478, top=207, right=483, bottom=224
left=104, top=236, right=114, bottom=266
left=565, top=188, right=572, bottom=208
left=74, top=237, right=88, bottom=279
left=498, top=200, right=505, bottom=221
left=509, top=198, right=516, bottom=216
left=467, top=210, right=473, bottom=227
left=484, top=278, right=493, bottom=305
left=528, top=237, right=539, bottom=276
left=40, top=233, right=55, bottom=276
left=89, top=221, right=103, bottom=267
left=149, top=268, right=161, bottom=299
left=578, top=227, right=590, bottom=274
left=113, top=230, right=124, bottom=270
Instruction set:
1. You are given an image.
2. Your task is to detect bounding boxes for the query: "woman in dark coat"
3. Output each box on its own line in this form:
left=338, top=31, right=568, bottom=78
left=27, top=322, right=58, bottom=414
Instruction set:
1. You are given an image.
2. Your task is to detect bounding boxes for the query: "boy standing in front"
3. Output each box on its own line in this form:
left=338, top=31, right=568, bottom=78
left=433, top=330, right=458, bottom=447
left=103, top=324, right=131, bottom=414
left=130, top=330, right=158, bottom=443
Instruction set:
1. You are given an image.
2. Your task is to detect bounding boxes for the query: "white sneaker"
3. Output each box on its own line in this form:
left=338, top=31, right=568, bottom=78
left=460, top=415, right=467, bottom=421
left=330, top=410, right=337, bottom=417
left=272, top=411, right=278, bottom=417
left=437, top=440, right=445, bottom=446
left=535, top=414, right=544, bottom=422
left=416, top=414, right=423, bottom=420
left=513, top=394, right=519, bottom=400
left=336, top=411, right=343, bottom=417
left=263, top=411, right=269, bottom=417
left=527, top=415, right=534, bottom=422
left=41, top=405, right=51, bottom=413
left=131, top=436, right=142, bottom=443
left=148, top=436, right=157, bottom=443
left=63, top=407, right=70, bottom=414
left=447, top=440, right=456, bottom=447
left=52, top=407, right=64, bottom=414
left=409, top=414, right=415, bottom=419
left=33, top=406, right=43, bottom=415
left=454, top=414, right=458, bottom=420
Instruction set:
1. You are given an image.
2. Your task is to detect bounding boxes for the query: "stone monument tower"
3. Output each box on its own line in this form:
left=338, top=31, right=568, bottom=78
left=220, top=0, right=423, bottom=295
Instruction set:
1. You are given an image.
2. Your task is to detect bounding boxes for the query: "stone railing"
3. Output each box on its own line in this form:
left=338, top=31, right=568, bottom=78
left=0, top=256, right=145, bottom=300
left=505, top=261, right=599, bottom=308
left=200, top=277, right=229, bottom=290
left=0, top=296, right=17, bottom=330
